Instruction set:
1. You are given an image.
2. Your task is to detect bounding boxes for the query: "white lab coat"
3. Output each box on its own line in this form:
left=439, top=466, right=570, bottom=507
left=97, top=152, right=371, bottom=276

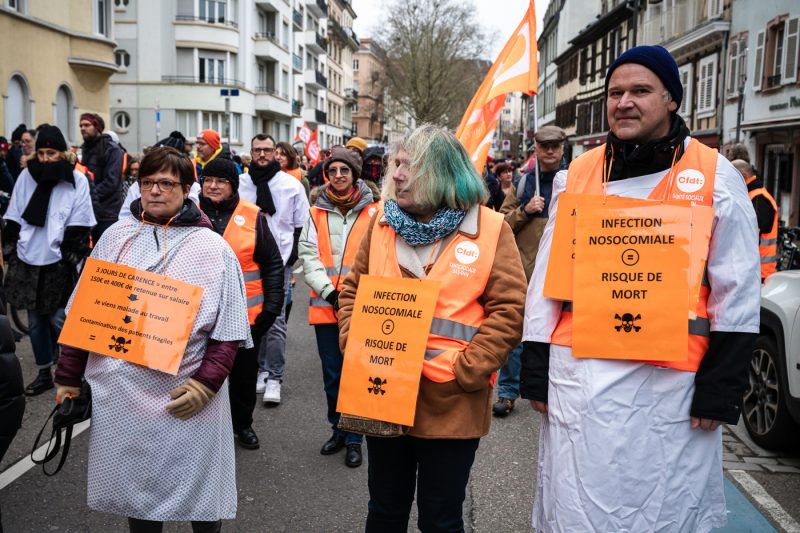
left=524, top=139, right=760, bottom=532
left=239, top=170, right=309, bottom=263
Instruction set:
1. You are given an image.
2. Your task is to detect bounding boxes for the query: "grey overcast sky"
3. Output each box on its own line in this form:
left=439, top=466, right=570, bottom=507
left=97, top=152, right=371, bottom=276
left=351, top=0, right=548, bottom=61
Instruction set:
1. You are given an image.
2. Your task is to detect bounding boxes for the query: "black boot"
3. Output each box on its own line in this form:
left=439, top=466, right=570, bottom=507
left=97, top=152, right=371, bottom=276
left=25, top=367, right=54, bottom=396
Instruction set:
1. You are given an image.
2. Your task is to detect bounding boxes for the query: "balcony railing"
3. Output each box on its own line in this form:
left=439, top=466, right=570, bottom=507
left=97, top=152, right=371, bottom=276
left=162, top=76, right=244, bottom=88
left=256, top=86, right=289, bottom=99
left=315, top=70, right=327, bottom=87
left=315, top=110, right=327, bottom=124
left=292, top=99, right=303, bottom=115
left=766, top=74, right=782, bottom=88
left=309, top=0, right=328, bottom=16
left=175, top=15, right=238, bottom=29
left=293, top=53, right=303, bottom=71
left=316, top=33, right=327, bottom=49
left=293, top=9, right=303, bottom=29
left=254, top=31, right=279, bottom=43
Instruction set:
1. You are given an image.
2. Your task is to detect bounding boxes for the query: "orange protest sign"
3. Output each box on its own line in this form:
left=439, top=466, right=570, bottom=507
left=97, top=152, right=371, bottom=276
left=58, top=258, right=204, bottom=374
left=337, top=275, right=441, bottom=426
left=544, top=194, right=645, bottom=301
left=571, top=202, right=691, bottom=361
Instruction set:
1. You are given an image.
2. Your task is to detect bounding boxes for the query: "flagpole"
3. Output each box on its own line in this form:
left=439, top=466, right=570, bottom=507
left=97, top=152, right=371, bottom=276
left=533, top=94, right=540, bottom=197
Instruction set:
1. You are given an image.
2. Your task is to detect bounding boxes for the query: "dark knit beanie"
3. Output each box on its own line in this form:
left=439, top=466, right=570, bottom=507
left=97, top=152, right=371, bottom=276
left=35, top=125, right=68, bottom=152
left=605, top=45, right=683, bottom=107
left=203, top=157, right=240, bottom=191
left=324, top=146, right=362, bottom=180
left=11, top=124, right=27, bottom=142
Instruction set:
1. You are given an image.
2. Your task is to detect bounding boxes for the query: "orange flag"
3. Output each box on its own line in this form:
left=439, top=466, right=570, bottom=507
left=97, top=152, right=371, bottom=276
left=456, top=0, right=538, bottom=174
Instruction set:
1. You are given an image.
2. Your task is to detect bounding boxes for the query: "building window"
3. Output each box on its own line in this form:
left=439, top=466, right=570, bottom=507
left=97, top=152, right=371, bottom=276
left=755, top=18, right=800, bottom=90
left=785, top=17, right=800, bottom=84
left=113, top=111, right=131, bottom=131
left=696, top=55, right=717, bottom=117
left=353, top=58, right=359, bottom=70
left=7, top=0, right=26, bottom=13
left=707, top=0, right=723, bottom=18
left=4, top=75, right=30, bottom=136
left=114, top=49, right=131, bottom=68
left=95, top=0, right=110, bottom=36
left=678, top=63, right=692, bottom=118
left=199, top=56, right=226, bottom=84
left=113, top=0, right=129, bottom=7
left=727, top=37, right=748, bottom=96
left=200, top=0, right=227, bottom=24
left=176, top=110, right=199, bottom=136
left=54, top=85, right=74, bottom=142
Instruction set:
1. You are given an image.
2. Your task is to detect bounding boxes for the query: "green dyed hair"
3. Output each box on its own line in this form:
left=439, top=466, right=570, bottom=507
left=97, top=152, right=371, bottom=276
left=382, top=124, right=488, bottom=211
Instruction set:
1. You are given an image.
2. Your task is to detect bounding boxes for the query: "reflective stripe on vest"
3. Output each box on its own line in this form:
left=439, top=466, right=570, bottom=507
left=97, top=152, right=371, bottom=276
left=222, top=200, right=263, bottom=325
left=368, top=206, right=504, bottom=383
left=748, top=185, right=778, bottom=279
left=76, top=163, right=95, bottom=182
left=308, top=203, right=379, bottom=324
left=550, top=139, right=718, bottom=372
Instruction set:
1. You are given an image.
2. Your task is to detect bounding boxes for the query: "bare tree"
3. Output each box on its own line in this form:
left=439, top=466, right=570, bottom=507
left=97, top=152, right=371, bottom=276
left=377, top=0, right=492, bottom=129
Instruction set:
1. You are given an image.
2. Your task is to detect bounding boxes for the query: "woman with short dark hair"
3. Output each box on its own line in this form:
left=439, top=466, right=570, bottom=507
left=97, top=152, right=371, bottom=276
left=55, top=146, right=252, bottom=533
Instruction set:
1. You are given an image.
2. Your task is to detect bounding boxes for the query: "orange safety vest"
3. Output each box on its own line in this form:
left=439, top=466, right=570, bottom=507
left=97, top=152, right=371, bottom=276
left=75, top=162, right=95, bottom=181
left=287, top=167, right=303, bottom=182
left=746, top=177, right=778, bottom=279
left=222, top=200, right=264, bottom=325
left=308, top=203, right=378, bottom=324
left=368, top=206, right=504, bottom=383
left=550, top=139, right=718, bottom=372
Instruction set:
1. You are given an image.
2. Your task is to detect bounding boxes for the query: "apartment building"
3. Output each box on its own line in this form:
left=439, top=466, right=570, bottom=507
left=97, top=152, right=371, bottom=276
left=297, top=0, right=328, bottom=145
left=325, top=0, right=357, bottom=147
left=723, top=0, right=800, bottom=225
left=1, top=0, right=117, bottom=144
left=353, top=38, right=386, bottom=145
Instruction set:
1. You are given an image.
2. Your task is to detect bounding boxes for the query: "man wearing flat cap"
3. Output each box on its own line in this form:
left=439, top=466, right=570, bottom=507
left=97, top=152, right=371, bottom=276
left=521, top=45, right=760, bottom=530
left=492, top=125, right=566, bottom=418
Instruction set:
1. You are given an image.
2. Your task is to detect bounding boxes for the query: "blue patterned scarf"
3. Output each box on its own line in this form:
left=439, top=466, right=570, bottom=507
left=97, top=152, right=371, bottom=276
left=383, top=200, right=466, bottom=246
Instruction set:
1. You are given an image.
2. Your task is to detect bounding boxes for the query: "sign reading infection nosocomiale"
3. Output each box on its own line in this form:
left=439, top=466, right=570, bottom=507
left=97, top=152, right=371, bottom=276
left=571, top=203, right=691, bottom=361
left=58, top=258, right=204, bottom=375
left=338, top=275, right=441, bottom=426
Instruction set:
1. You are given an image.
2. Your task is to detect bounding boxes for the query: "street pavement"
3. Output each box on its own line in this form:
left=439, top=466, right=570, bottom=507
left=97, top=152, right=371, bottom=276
left=1, top=276, right=799, bottom=532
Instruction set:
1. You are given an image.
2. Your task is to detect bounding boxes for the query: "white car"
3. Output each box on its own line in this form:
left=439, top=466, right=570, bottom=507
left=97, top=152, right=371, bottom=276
left=742, top=270, right=800, bottom=449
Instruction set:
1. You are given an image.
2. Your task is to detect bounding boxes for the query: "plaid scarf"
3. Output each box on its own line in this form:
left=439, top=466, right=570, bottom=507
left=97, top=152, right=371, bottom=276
left=383, top=200, right=466, bottom=246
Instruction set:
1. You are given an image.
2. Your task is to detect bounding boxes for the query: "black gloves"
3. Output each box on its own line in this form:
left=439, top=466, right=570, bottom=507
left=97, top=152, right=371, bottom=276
left=287, top=227, right=302, bottom=266
left=325, top=290, right=340, bottom=311
left=251, top=310, right=279, bottom=341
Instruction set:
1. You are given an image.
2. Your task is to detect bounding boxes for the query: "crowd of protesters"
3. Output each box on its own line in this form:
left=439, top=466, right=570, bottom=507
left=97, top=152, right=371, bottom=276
left=0, top=44, right=775, bottom=533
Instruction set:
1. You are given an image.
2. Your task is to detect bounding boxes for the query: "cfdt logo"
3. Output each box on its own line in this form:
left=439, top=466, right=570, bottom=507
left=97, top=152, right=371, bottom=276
left=455, top=241, right=480, bottom=265
left=676, top=169, right=705, bottom=193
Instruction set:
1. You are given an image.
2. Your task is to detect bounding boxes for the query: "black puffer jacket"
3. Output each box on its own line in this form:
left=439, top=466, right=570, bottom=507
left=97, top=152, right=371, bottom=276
left=0, top=313, right=24, bottom=463
left=81, top=134, right=124, bottom=222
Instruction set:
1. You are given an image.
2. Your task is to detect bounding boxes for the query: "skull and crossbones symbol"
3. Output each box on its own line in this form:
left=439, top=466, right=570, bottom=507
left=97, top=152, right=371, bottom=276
left=368, top=377, right=387, bottom=395
left=109, top=335, right=132, bottom=353
left=614, top=313, right=641, bottom=332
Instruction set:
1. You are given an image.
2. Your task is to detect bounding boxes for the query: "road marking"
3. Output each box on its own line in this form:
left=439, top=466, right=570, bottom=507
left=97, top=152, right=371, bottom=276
left=728, top=469, right=800, bottom=533
left=0, top=419, right=91, bottom=491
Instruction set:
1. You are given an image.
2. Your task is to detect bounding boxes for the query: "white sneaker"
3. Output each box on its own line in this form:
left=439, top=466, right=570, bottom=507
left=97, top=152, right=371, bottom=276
left=263, top=379, right=281, bottom=404
left=255, top=371, right=269, bottom=394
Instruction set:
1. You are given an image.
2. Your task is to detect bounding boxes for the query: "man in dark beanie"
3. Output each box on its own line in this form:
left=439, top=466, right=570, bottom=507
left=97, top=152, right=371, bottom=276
left=79, top=112, right=124, bottom=242
left=521, top=45, right=761, bottom=531
left=199, top=156, right=285, bottom=450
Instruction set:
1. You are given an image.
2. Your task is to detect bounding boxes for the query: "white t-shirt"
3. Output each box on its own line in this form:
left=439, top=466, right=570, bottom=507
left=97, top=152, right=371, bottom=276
left=118, top=181, right=202, bottom=219
left=5, top=168, right=97, bottom=266
left=239, top=170, right=309, bottom=263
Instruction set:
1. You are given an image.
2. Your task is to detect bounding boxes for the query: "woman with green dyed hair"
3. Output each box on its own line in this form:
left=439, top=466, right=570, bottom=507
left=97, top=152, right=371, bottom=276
left=337, top=124, right=526, bottom=531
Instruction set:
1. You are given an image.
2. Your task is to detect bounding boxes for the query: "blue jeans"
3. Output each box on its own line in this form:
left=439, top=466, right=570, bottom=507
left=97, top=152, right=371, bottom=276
left=258, top=266, right=291, bottom=380
left=314, top=324, right=362, bottom=445
left=28, top=308, right=65, bottom=369
left=365, top=436, right=479, bottom=532
left=495, top=343, right=522, bottom=400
